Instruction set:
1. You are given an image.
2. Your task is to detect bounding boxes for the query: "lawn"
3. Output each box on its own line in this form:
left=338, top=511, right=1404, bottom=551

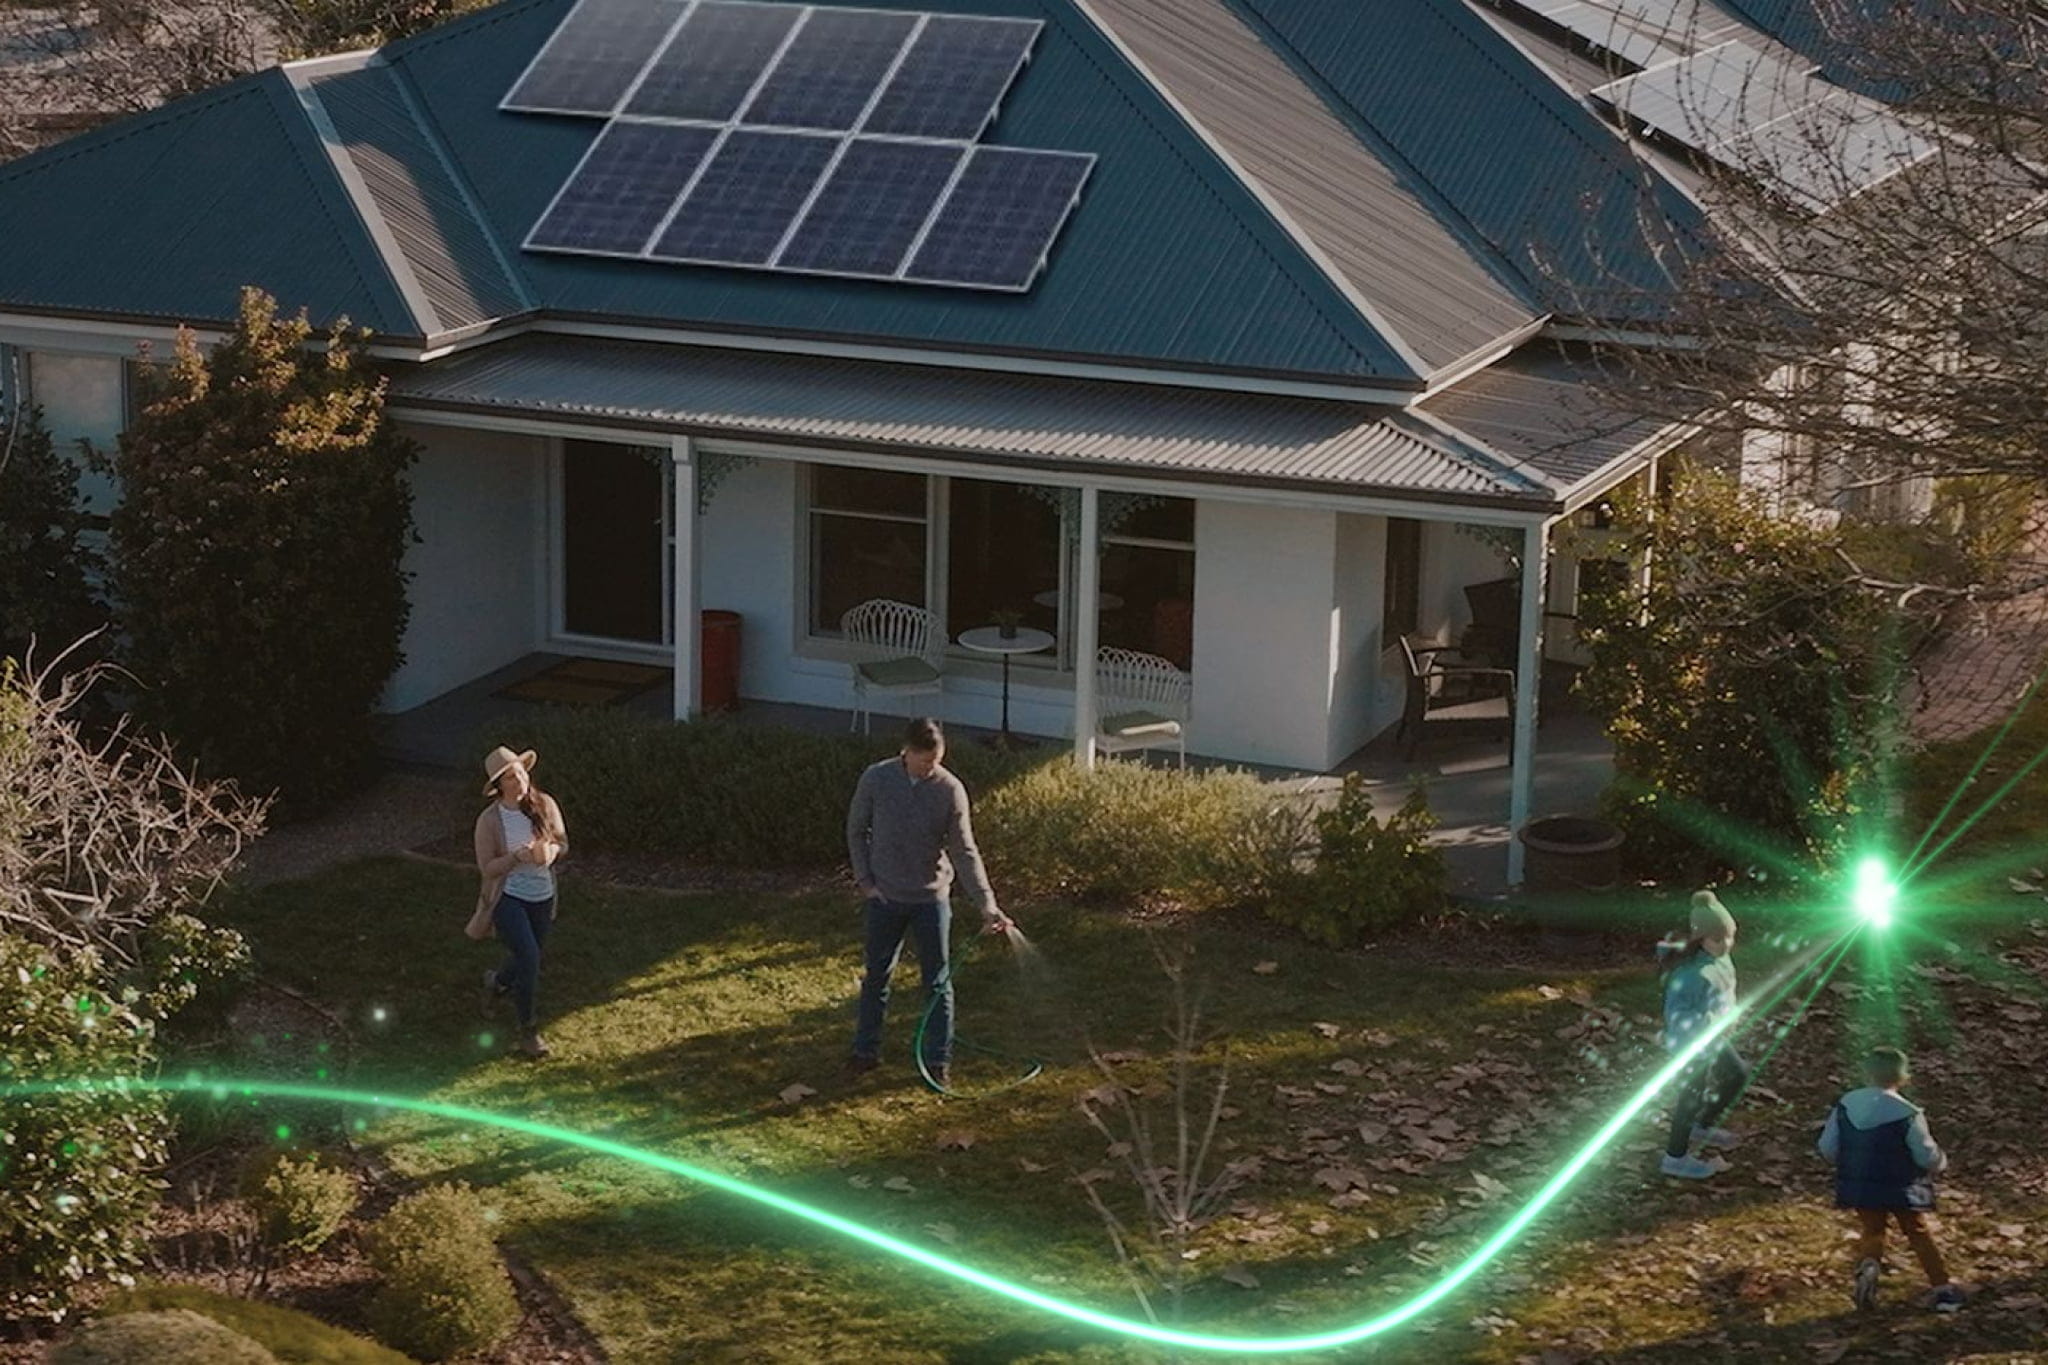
left=198, top=848, right=2048, bottom=1364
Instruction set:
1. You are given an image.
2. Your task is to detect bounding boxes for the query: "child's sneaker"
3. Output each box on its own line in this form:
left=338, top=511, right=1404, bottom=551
left=1853, top=1257, right=1881, bottom=1311
left=1659, top=1153, right=1727, bottom=1180
left=1691, top=1124, right=1740, bottom=1149
left=1930, top=1284, right=1965, bottom=1313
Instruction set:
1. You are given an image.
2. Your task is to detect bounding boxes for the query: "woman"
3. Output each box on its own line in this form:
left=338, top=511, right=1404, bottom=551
left=474, top=745, right=567, bottom=1058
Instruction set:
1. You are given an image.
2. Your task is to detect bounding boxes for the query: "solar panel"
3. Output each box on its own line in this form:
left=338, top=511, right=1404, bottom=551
left=1596, top=40, right=1819, bottom=151
left=622, top=0, right=801, bottom=121
left=527, top=121, right=720, bottom=254
left=1542, top=1, right=1681, bottom=70
left=503, top=0, right=688, bottom=116
left=738, top=6, right=919, bottom=131
left=651, top=128, right=840, bottom=263
left=863, top=14, right=1040, bottom=140
left=776, top=137, right=964, bottom=276
left=906, top=146, right=1092, bottom=291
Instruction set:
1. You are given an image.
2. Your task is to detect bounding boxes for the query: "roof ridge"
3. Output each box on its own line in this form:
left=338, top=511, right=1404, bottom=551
left=1045, top=0, right=1423, bottom=382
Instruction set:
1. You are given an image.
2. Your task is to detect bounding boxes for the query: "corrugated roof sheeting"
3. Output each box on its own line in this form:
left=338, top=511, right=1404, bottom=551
left=1421, top=341, right=1675, bottom=485
left=380, top=0, right=1422, bottom=384
left=390, top=335, right=1554, bottom=502
left=1084, top=0, right=1538, bottom=376
left=0, top=73, right=413, bottom=332
left=306, top=62, right=530, bottom=333
left=1231, top=0, right=1711, bottom=320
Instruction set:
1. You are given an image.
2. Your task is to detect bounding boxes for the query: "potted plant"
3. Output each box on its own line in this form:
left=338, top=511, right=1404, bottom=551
left=991, top=608, right=1023, bottom=641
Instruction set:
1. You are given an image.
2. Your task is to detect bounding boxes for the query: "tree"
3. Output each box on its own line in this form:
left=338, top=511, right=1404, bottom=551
left=0, top=406, right=106, bottom=665
left=1568, top=0, right=2048, bottom=610
left=106, top=287, right=417, bottom=816
left=1574, top=464, right=1902, bottom=878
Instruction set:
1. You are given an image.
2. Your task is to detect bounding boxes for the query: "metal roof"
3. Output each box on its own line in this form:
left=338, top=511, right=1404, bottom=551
left=297, top=58, right=532, bottom=333
left=0, top=71, right=414, bottom=333
left=1420, top=340, right=1679, bottom=488
left=1079, top=0, right=1539, bottom=379
left=387, top=333, right=1565, bottom=506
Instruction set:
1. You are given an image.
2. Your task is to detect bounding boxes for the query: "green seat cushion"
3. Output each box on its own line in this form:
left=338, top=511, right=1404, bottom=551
left=1101, top=709, right=1181, bottom=738
left=857, top=656, right=940, bottom=688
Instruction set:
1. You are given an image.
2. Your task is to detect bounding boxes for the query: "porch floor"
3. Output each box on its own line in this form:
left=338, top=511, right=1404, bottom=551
left=379, top=652, right=1612, bottom=898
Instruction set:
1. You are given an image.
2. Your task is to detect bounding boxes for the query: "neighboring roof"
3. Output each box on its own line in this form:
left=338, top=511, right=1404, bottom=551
left=0, top=70, right=416, bottom=333
left=1079, top=0, right=1540, bottom=377
left=386, top=332, right=1570, bottom=507
left=1420, top=340, right=1681, bottom=490
left=1230, top=0, right=1713, bottom=319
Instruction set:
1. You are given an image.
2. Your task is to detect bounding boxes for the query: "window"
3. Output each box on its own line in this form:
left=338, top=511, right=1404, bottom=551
left=946, top=477, right=1062, bottom=647
left=1383, top=517, right=1421, bottom=641
left=1099, top=496, right=1195, bottom=669
left=25, top=351, right=125, bottom=522
left=809, top=465, right=928, bottom=634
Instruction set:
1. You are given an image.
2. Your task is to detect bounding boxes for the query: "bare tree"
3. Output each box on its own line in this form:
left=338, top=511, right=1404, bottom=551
left=1555, top=0, right=2048, bottom=606
left=0, top=635, right=267, bottom=972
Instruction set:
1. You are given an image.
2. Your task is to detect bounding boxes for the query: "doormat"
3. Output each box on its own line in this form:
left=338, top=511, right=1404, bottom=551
left=495, top=657, right=672, bottom=707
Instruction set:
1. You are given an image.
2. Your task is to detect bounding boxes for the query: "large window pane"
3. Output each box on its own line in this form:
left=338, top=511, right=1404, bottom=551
left=1099, top=542, right=1195, bottom=669
left=812, top=465, right=925, bottom=516
left=812, top=513, right=926, bottom=631
left=946, top=478, right=1062, bottom=646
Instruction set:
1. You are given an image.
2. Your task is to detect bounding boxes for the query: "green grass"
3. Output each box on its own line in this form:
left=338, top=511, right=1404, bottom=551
left=197, top=859, right=2048, bottom=1364
left=100, top=1284, right=416, bottom=1364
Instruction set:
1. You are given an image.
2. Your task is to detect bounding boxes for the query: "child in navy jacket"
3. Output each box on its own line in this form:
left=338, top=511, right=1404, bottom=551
left=1656, top=890, right=1747, bottom=1179
left=1818, top=1047, right=1962, bottom=1312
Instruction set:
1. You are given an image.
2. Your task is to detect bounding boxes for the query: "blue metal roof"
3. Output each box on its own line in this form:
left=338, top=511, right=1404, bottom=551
left=379, top=0, right=1420, bottom=382
left=0, top=71, right=416, bottom=334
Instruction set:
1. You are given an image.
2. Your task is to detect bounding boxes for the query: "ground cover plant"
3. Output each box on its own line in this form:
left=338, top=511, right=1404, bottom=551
left=191, top=843, right=2047, bottom=1364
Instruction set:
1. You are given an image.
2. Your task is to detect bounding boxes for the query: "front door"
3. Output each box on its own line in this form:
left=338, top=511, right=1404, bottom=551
left=562, top=439, right=663, bottom=644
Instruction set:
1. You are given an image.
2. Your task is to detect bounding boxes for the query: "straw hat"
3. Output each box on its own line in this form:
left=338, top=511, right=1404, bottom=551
left=482, top=745, right=537, bottom=797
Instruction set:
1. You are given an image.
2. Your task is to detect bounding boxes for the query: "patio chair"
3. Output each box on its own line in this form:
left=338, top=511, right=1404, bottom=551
left=841, top=598, right=945, bottom=734
left=1095, top=646, right=1192, bottom=767
left=1396, top=634, right=1514, bottom=760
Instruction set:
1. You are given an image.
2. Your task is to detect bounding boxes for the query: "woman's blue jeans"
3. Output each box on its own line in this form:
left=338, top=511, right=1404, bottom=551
left=852, top=898, right=952, bottom=1066
left=490, top=892, right=555, bottom=1030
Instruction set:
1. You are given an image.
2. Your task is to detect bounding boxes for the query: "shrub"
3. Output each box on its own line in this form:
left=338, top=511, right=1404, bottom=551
left=52, top=1308, right=277, bottom=1364
left=246, top=1151, right=356, bottom=1254
left=1575, top=468, right=1898, bottom=879
left=0, top=934, right=169, bottom=1323
left=103, top=1283, right=418, bottom=1364
left=106, top=288, right=416, bottom=818
left=1260, top=777, right=1447, bottom=945
left=975, top=760, right=1279, bottom=910
left=365, top=1184, right=517, bottom=1360
left=0, top=405, right=105, bottom=666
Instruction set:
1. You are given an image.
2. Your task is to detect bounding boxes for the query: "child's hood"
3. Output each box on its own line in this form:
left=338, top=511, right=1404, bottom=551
left=1837, top=1086, right=1922, bottom=1129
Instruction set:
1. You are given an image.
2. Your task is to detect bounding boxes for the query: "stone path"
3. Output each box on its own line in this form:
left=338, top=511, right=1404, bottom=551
left=235, top=768, right=470, bottom=887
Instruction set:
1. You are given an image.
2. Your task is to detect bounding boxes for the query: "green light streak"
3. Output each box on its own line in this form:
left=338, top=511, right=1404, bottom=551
left=0, top=933, right=1850, bottom=1355
left=1899, top=731, right=2048, bottom=886
left=1900, top=666, right=2048, bottom=880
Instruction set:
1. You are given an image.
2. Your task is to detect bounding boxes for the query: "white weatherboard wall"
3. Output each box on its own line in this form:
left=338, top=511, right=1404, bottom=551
left=1189, top=500, right=1342, bottom=770
left=697, top=455, right=798, bottom=702
left=385, top=423, right=545, bottom=711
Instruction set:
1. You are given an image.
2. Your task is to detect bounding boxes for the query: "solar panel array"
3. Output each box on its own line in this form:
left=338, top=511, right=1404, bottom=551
left=1505, top=0, right=1684, bottom=71
left=1592, top=39, right=1936, bottom=210
left=505, top=0, right=1093, bottom=291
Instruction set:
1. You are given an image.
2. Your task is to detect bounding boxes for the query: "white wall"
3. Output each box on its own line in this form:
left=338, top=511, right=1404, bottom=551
left=697, top=455, right=800, bottom=703
left=1329, top=512, right=1386, bottom=765
left=384, top=422, right=545, bottom=711
left=1188, top=500, right=1341, bottom=770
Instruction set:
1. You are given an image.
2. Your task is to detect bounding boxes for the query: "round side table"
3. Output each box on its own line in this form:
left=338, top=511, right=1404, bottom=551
left=957, top=625, right=1056, bottom=749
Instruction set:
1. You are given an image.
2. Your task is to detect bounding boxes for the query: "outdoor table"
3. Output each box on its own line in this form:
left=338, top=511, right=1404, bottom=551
left=957, top=625, right=1056, bottom=750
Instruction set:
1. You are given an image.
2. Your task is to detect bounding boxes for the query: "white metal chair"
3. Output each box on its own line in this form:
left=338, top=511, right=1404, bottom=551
left=1095, top=646, right=1192, bottom=767
left=841, top=598, right=945, bottom=734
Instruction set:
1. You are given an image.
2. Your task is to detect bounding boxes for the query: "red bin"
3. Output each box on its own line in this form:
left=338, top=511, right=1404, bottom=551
left=700, top=610, right=742, bottom=713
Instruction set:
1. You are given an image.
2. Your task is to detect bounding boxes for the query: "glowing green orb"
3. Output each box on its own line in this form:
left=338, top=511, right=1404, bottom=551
left=1852, top=857, right=1897, bottom=928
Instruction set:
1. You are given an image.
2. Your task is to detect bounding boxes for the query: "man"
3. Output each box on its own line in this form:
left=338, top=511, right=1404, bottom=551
left=845, top=717, right=1013, bottom=1089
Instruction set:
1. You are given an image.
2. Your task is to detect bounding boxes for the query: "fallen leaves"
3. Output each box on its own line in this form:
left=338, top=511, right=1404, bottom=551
left=1252, top=961, right=1280, bottom=975
left=1218, top=1263, right=1261, bottom=1290
left=936, top=1130, right=976, bottom=1151
left=778, top=1082, right=817, bottom=1105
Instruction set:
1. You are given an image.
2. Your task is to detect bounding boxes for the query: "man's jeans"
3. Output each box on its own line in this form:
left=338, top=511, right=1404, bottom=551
left=853, top=898, right=952, bottom=1066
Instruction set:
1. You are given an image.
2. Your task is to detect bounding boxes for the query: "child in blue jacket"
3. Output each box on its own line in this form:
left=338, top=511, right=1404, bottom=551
left=1657, top=890, right=1747, bottom=1179
left=1818, top=1046, right=1962, bottom=1312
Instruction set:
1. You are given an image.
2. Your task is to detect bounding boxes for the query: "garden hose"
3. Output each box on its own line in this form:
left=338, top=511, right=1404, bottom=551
left=910, top=924, right=1045, bottom=1098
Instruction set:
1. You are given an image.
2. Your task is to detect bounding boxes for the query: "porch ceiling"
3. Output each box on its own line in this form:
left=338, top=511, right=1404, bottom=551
left=385, top=333, right=1568, bottom=510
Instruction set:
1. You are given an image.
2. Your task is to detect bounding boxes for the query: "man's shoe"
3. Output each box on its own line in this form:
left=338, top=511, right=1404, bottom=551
left=1930, top=1284, right=1965, bottom=1314
left=1659, top=1153, right=1726, bottom=1180
left=843, top=1054, right=879, bottom=1078
left=1691, top=1124, right=1740, bottom=1149
left=928, top=1063, right=951, bottom=1091
left=518, top=1030, right=551, bottom=1059
left=1853, top=1257, right=1881, bottom=1311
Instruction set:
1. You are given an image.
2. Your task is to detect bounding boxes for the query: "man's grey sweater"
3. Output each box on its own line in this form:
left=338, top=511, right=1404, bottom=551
left=846, top=758, right=996, bottom=911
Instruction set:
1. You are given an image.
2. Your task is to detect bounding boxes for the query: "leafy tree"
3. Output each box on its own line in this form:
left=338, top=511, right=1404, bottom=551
left=1575, top=465, right=1903, bottom=880
left=0, top=405, right=106, bottom=666
left=106, top=287, right=417, bottom=817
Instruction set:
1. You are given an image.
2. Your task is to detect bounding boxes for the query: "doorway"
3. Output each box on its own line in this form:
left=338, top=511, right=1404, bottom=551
left=561, top=439, right=664, bottom=644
